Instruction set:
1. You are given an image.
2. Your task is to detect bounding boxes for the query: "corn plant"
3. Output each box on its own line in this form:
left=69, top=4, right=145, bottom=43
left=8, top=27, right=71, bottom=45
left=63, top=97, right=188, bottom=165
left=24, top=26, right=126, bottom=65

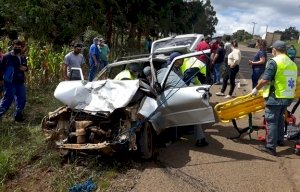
left=26, top=41, right=70, bottom=89
left=0, top=37, right=11, bottom=52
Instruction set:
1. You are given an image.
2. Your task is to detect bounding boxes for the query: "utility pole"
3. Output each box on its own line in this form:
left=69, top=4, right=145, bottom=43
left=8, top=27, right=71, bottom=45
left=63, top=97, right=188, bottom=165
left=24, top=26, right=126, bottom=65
left=265, top=25, right=268, bottom=34
left=252, top=22, right=257, bottom=37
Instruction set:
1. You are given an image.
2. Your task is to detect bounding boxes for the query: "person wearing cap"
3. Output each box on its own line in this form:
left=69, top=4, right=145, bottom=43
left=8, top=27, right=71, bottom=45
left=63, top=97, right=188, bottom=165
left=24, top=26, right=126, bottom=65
left=114, top=63, right=141, bottom=80
left=250, top=40, right=298, bottom=156
left=98, top=38, right=110, bottom=67
left=162, top=52, right=184, bottom=76
left=63, top=42, right=85, bottom=81
left=88, top=37, right=101, bottom=81
left=160, top=52, right=209, bottom=147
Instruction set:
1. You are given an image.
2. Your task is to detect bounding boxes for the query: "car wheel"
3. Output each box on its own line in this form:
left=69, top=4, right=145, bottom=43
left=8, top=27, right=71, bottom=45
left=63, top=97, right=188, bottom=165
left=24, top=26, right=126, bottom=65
left=138, top=121, right=154, bottom=159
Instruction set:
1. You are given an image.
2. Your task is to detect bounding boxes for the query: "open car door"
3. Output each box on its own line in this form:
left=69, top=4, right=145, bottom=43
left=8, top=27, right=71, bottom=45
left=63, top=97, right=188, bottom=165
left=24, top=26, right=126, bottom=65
left=138, top=52, right=215, bottom=134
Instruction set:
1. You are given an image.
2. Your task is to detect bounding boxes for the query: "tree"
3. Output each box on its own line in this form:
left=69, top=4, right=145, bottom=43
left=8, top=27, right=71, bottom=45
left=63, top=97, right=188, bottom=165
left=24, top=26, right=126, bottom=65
left=0, top=0, right=219, bottom=53
left=232, top=30, right=252, bottom=41
left=282, top=26, right=299, bottom=41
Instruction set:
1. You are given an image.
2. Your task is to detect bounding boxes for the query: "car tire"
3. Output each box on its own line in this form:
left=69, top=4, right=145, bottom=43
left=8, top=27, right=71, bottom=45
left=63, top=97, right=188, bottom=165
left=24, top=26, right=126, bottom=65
left=138, top=121, right=154, bottom=159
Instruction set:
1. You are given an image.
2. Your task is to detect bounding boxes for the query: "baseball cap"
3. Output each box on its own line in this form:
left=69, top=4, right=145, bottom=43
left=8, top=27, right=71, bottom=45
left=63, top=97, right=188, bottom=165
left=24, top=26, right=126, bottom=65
left=271, top=40, right=286, bottom=50
left=128, top=63, right=141, bottom=73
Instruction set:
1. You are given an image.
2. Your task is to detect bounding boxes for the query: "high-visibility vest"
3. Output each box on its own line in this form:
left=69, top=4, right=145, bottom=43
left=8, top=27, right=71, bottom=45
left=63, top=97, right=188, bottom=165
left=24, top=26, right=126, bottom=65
left=180, top=57, right=206, bottom=85
left=263, top=54, right=297, bottom=98
left=114, top=69, right=135, bottom=80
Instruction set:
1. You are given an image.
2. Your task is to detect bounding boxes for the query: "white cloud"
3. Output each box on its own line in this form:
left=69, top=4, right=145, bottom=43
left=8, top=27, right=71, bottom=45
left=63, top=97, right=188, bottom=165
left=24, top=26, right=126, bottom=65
left=211, top=0, right=300, bottom=36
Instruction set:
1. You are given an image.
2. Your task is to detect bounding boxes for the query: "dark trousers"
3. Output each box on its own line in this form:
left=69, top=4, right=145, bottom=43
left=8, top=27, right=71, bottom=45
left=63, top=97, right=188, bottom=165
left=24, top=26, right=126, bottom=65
left=265, top=105, right=286, bottom=150
left=221, top=65, right=239, bottom=96
left=252, top=67, right=265, bottom=88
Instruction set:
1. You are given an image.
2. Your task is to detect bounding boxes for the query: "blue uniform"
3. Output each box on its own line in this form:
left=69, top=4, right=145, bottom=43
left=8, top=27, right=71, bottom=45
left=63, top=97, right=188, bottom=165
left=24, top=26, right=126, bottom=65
left=88, top=43, right=101, bottom=81
left=0, top=52, right=28, bottom=121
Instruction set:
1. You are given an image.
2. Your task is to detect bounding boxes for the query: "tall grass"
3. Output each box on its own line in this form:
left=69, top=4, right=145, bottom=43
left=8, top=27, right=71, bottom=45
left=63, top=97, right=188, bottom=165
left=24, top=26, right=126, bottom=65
left=27, top=42, right=70, bottom=88
left=0, top=38, right=136, bottom=191
left=0, top=38, right=70, bottom=89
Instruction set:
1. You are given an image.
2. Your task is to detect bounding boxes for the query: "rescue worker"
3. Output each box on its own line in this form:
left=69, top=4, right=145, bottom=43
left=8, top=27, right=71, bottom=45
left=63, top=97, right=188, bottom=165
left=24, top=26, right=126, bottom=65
left=250, top=40, right=297, bottom=156
left=114, top=63, right=141, bottom=80
left=180, top=57, right=207, bottom=85
left=162, top=51, right=209, bottom=147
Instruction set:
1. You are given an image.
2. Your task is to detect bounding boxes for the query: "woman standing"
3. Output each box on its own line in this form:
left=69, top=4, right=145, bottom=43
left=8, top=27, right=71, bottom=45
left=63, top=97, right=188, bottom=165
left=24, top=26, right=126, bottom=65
left=248, top=39, right=267, bottom=88
left=216, top=40, right=241, bottom=98
left=287, top=45, right=297, bottom=61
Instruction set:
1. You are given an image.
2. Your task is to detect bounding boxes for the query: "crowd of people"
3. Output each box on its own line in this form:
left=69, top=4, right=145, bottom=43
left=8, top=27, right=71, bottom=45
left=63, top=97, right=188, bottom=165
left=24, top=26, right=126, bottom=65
left=195, top=36, right=298, bottom=156
left=63, top=36, right=111, bottom=81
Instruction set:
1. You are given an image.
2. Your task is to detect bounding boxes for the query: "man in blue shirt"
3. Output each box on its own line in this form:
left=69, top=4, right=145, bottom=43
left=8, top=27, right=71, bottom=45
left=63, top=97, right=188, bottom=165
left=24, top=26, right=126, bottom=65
left=0, top=40, right=28, bottom=122
left=88, top=37, right=101, bottom=81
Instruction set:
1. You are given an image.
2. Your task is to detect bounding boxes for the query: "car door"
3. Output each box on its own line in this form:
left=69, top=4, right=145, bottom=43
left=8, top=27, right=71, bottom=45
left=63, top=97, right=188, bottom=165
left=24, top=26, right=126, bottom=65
left=138, top=53, right=215, bottom=133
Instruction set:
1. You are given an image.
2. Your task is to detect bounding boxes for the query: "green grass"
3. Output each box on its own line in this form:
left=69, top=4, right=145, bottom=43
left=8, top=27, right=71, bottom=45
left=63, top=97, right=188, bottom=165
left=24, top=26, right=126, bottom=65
left=0, top=85, right=60, bottom=186
left=0, top=84, right=134, bottom=191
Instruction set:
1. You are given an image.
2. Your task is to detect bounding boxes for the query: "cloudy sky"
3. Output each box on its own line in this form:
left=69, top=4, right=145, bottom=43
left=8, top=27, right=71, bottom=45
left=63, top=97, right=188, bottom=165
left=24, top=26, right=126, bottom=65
left=210, top=0, right=300, bottom=37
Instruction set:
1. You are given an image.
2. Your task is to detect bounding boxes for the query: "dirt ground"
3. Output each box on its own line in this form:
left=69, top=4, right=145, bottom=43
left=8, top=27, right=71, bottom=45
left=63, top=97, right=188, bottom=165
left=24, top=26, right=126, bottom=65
left=132, top=45, right=300, bottom=192
left=5, top=45, right=300, bottom=192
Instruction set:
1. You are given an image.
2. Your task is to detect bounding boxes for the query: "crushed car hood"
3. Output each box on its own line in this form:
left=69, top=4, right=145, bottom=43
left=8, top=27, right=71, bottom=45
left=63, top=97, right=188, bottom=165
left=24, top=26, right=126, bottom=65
left=54, top=80, right=140, bottom=112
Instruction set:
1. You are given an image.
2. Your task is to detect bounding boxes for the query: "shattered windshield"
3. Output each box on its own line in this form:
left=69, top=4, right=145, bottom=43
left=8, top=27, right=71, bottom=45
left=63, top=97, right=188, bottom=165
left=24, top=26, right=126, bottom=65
left=152, top=37, right=197, bottom=53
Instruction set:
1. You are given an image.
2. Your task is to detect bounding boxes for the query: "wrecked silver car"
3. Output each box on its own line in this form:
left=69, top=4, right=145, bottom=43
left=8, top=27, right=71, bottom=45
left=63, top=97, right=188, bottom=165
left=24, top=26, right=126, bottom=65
left=42, top=34, right=215, bottom=159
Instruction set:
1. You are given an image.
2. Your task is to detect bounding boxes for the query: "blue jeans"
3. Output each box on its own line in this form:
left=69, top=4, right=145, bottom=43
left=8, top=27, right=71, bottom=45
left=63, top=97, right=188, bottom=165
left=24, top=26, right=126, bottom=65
left=252, top=67, right=265, bottom=88
left=0, top=81, right=26, bottom=118
left=213, top=62, right=222, bottom=83
left=88, top=63, right=104, bottom=81
left=265, top=105, right=286, bottom=150
left=101, top=60, right=109, bottom=67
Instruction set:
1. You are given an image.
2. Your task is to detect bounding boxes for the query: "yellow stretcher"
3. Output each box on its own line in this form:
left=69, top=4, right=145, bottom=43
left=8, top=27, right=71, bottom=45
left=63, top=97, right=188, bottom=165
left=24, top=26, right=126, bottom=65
left=214, top=93, right=265, bottom=123
left=214, top=78, right=300, bottom=139
left=214, top=93, right=265, bottom=139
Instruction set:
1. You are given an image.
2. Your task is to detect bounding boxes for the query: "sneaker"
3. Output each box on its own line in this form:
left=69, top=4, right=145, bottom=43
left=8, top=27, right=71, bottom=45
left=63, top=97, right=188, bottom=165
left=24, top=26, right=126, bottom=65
left=14, top=116, right=26, bottom=122
left=195, top=138, right=209, bottom=147
left=216, top=92, right=225, bottom=96
left=277, top=141, right=284, bottom=146
left=214, top=82, right=221, bottom=85
left=224, top=95, right=232, bottom=99
left=258, top=145, right=277, bottom=156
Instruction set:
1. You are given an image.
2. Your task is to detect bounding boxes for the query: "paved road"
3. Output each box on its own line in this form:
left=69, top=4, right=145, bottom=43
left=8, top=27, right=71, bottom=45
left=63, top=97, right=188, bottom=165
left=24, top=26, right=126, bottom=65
left=132, top=45, right=300, bottom=192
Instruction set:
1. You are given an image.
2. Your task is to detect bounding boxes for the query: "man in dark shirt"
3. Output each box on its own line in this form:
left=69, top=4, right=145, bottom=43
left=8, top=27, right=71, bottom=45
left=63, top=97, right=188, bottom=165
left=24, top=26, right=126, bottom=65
left=211, top=41, right=225, bottom=84
left=0, top=40, right=28, bottom=122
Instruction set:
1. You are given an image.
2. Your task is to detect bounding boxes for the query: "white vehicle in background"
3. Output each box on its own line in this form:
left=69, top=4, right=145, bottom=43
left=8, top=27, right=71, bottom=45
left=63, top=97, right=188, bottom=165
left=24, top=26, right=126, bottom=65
left=42, top=34, right=215, bottom=159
